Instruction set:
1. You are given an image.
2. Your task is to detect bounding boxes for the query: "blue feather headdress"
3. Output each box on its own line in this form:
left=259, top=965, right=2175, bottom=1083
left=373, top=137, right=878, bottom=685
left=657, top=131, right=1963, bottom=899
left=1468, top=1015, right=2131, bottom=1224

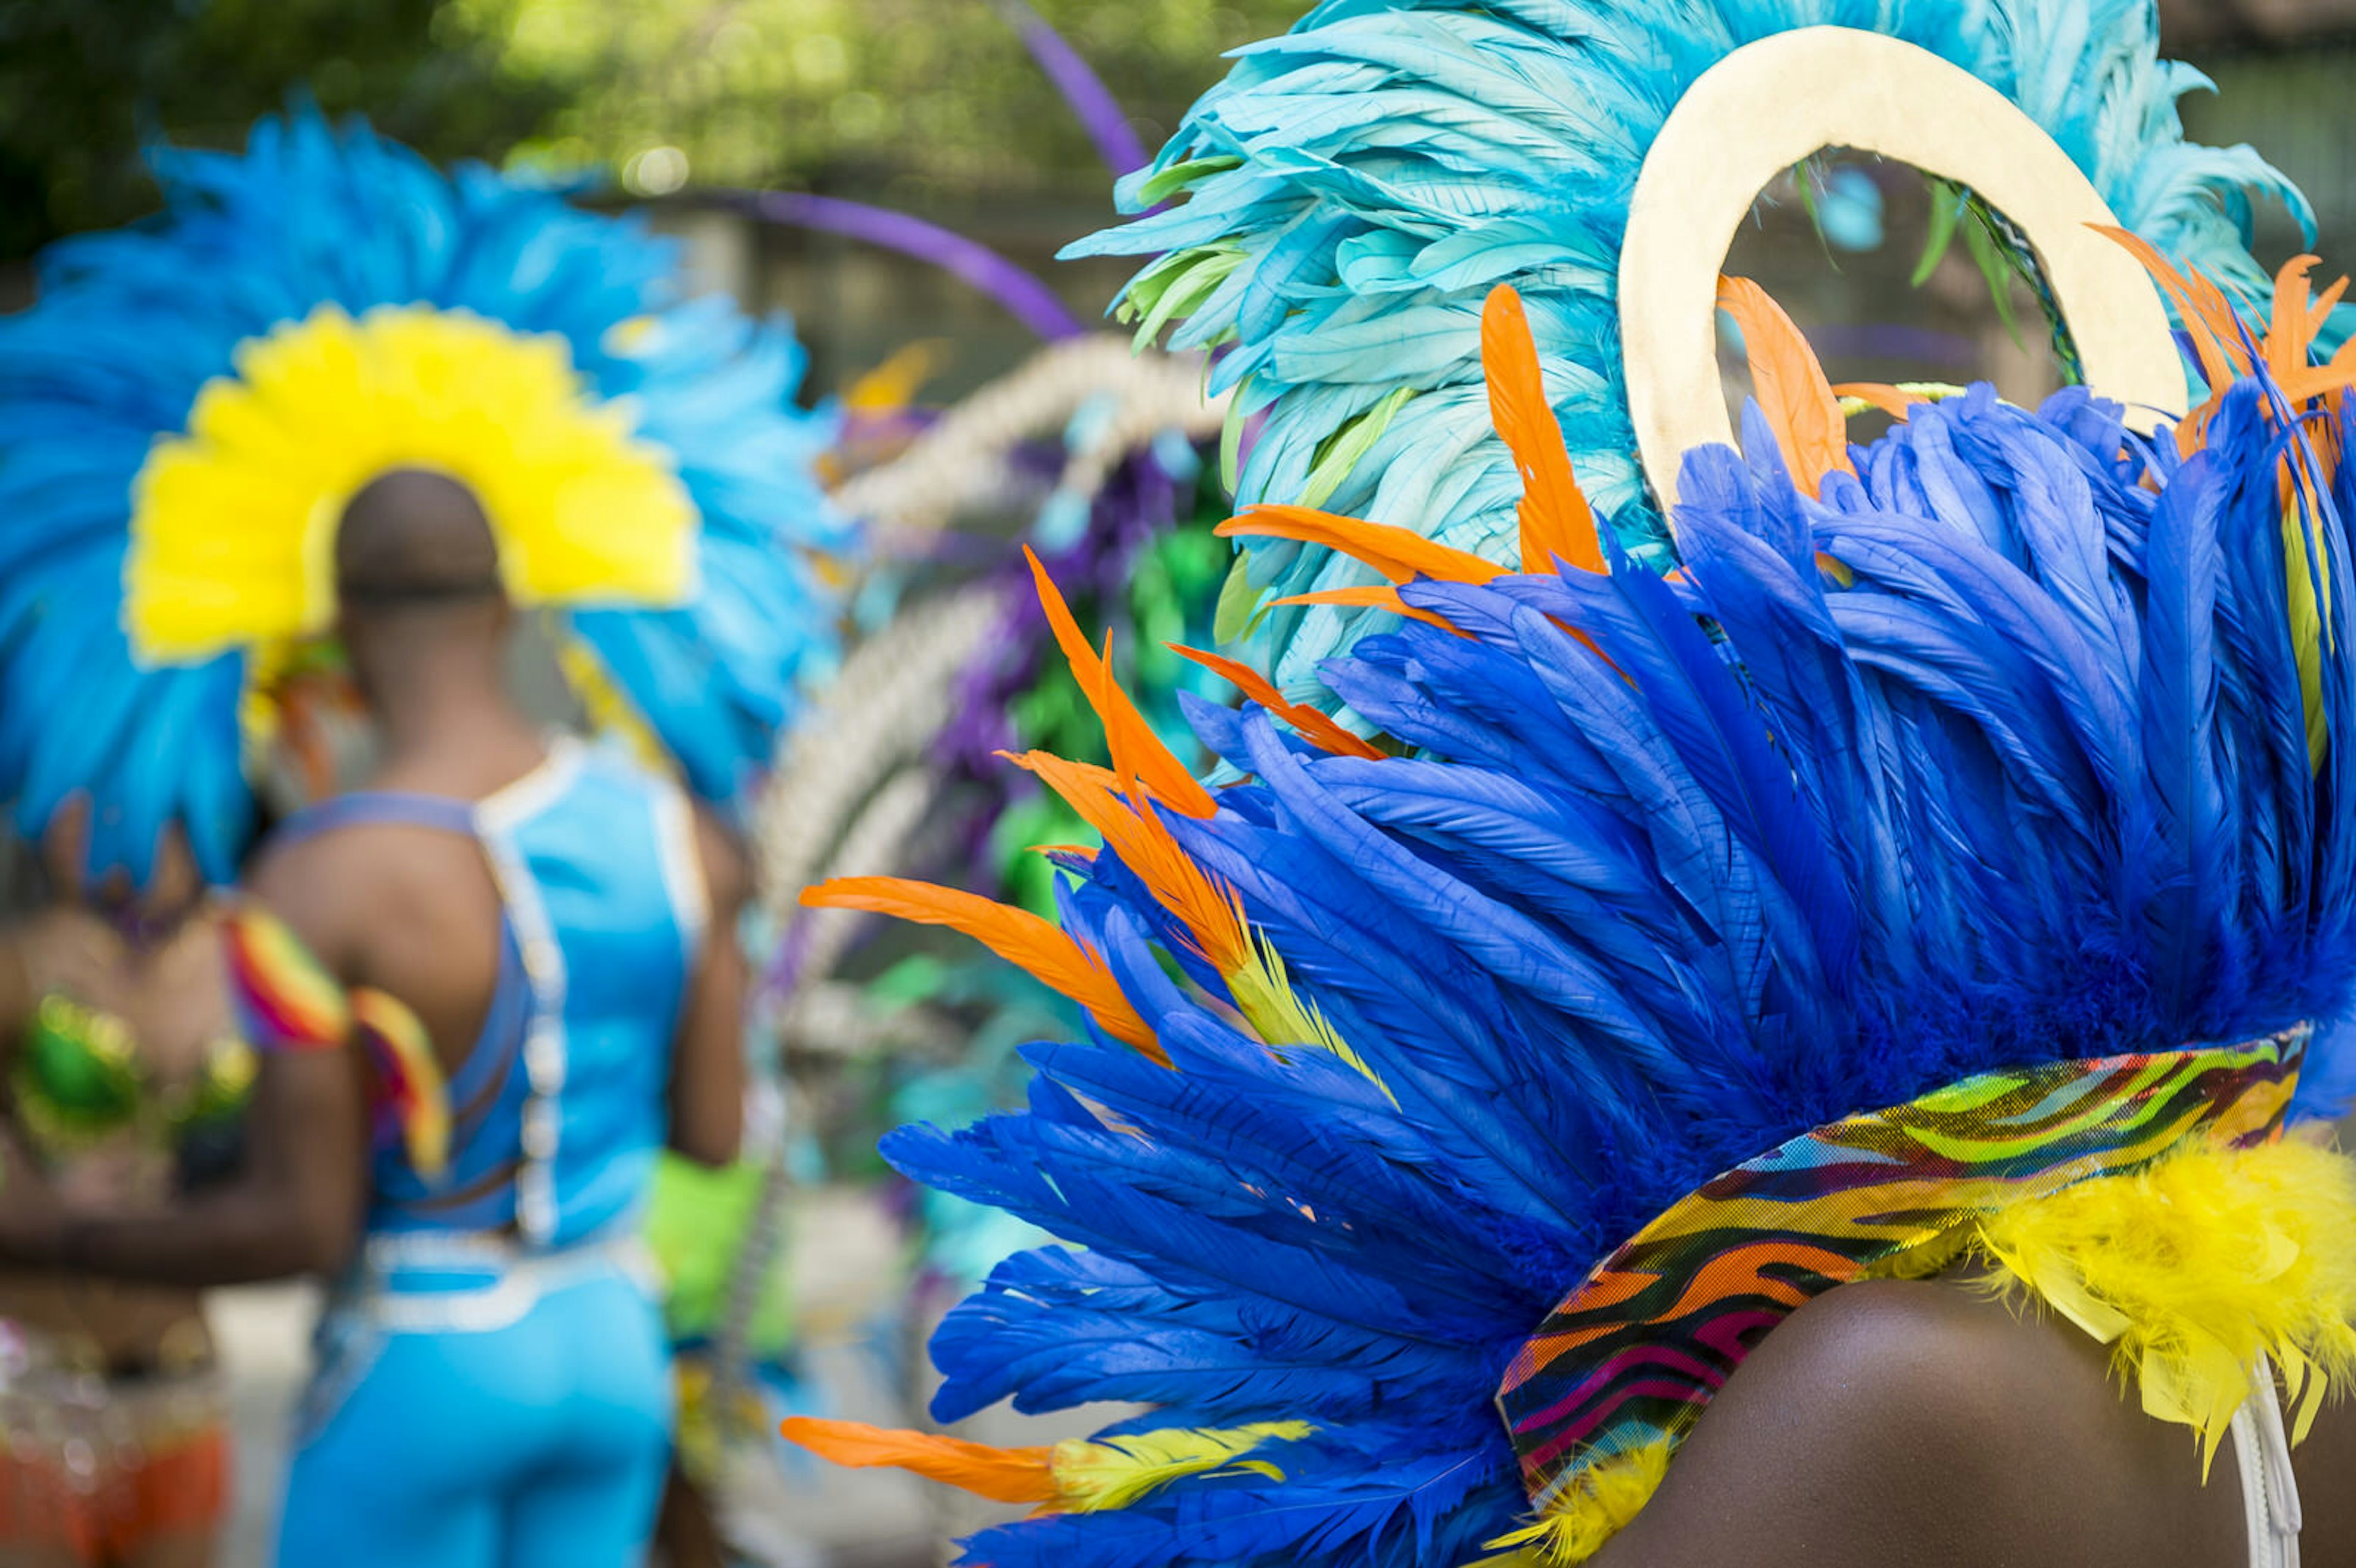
left=0, top=112, right=845, bottom=885
left=780, top=271, right=2356, bottom=1566
left=1067, top=0, right=2322, bottom=709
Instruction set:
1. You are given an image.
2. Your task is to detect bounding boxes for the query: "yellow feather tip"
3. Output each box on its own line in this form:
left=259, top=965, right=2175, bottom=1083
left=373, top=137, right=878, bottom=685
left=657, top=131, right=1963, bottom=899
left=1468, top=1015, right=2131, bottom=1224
left=1974, top=1135, right=2356, bottom=1466
left=1223, top=908, right=1392, bottom=1097
left=1485, top=1442, right=1674, bottom=1566
left=1047, top=1421, right=1314, bottom=1513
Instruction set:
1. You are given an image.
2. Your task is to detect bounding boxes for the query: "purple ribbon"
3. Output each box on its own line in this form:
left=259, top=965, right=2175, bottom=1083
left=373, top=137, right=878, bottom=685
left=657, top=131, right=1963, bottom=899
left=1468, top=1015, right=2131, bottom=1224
left=988, top=0, right=1151, bottom=178
left=730, top=190, right=1084, bottom=342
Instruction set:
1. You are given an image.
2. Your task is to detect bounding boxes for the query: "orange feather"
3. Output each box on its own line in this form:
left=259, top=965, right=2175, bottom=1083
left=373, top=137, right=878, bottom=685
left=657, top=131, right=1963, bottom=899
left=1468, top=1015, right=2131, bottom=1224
left=2302, top=276, right=2349, bottom=364
left=800, top=876, right=1163, bottom=1061
left=2276, top=358, right=2356, bottom=406
left=2098, top=228, right=2356, bottom=454
left=1480, top=285, right=1604, bottom=574
left=1269, top=586, right=1468, bottom=636
left=1218, top=505, right=1504, bottom=586
left=1025, top=547, right=1215, bottom=820
left=1168, top=644, right=1387, bottom=759
left=1005, top=750, right=1251, bottom=976
left=779, top=1419, right=1060, bottom=1505
left=2095, top=226, right=2242, bottom=427
left=1716, top=275, right=1854, bottom=498
left=2269, top=255, right=2325, bottom=382
left=2265, top=259, right=2355, bottom=423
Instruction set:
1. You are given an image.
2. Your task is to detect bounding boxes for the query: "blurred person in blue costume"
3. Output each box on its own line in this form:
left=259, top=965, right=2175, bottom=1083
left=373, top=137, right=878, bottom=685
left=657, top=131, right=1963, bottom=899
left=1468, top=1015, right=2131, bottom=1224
left=1064, top=0, right=2348, bottom=717
left=762, top=2, right=2356, bottom=1567
left=0, top=110, right=845, bottom=1568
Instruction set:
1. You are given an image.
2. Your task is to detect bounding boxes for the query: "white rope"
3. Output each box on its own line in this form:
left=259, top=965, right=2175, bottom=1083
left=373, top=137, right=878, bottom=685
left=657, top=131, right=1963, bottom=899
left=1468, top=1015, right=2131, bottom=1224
left=755, top=585, right=1009, bottom=920
left=830, top=337, right=1226, bottom=532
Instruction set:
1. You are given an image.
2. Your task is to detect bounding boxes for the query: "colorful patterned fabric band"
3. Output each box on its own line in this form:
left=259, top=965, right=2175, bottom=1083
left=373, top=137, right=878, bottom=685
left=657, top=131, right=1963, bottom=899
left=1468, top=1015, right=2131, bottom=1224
left=223, top=905, right=347, bottom=1051
left=223, top=905, right=449, bottom=1178
left=1498, top=1031, right=2309, bottom=1512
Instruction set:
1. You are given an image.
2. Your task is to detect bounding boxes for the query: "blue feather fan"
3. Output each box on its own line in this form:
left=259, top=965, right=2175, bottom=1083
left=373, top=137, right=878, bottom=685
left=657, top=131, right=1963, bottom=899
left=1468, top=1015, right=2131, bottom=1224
left=0, top=113, right=845, bottom=884
left=882, top=378, right=2356, bottom=1568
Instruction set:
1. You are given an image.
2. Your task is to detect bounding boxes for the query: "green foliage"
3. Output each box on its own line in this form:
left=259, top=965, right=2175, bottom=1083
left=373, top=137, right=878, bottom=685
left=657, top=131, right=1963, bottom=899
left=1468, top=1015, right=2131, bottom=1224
left=3, top=0, right=1301, bottom=257
left=442, top=0, right=1302, bottom=201
left=1914, top=178, right=2044, bottom=351
left=0, top=0, right=558, bottom=259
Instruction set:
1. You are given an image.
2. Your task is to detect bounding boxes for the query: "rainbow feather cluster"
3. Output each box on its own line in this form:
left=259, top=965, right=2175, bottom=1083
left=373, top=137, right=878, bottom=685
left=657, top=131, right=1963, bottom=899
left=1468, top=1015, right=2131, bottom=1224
left=847, top=367, right=2356, bottom=1568
left=1066, top=0, right=2319, bottom=707
left=0, top=112, right=844, bottom=884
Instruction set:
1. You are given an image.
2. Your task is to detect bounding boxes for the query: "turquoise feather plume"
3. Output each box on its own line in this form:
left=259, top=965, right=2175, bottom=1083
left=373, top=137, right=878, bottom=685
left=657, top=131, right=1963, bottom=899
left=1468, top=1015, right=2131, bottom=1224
left=1068, top=0, right=2321, bottom=710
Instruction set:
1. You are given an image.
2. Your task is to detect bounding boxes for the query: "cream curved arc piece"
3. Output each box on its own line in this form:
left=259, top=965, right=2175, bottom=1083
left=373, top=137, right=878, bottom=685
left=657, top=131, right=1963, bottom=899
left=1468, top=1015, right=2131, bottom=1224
left=1618, top=25, right=2188, bottom=513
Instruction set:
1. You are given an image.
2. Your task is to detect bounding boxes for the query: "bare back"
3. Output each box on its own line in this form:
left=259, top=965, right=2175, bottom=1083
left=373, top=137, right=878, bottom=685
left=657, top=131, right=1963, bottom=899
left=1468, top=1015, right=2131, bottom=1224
left=247, top=732, right=549, bottom=1080
left=253, top=817, right=511, bottom=1081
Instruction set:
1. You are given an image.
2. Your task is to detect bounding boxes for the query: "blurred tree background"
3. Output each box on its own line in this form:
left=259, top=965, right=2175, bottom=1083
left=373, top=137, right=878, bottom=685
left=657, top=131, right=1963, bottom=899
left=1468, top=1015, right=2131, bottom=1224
left=0, top=0, right=550, bottom=259
left=13, top=0, right=2356, bottom=267
left=460, top=0, right=1295, bottom=202
left=7, top=0, right=2356, bottom=396
left=0, top=0, right=1299, bottom=263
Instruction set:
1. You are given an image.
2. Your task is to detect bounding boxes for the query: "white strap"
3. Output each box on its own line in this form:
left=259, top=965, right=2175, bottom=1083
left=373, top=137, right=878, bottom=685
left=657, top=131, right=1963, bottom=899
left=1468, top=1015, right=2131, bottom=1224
left=649, top=776, right=710, bottom=973
left=2232, top=1359, right=2303, bottom=1568
left=347, top=1230, right=656, bottom=1335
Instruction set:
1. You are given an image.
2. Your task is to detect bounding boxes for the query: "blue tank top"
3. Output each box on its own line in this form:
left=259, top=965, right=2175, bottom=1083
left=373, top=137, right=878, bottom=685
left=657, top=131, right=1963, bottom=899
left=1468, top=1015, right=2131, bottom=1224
left=275, top=739, right=706, bottom=1248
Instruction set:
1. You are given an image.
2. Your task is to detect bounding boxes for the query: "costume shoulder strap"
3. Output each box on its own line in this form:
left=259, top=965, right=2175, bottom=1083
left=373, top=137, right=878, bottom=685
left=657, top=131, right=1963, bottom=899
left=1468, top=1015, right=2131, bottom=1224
left=269, top=791, right=479, bottom=849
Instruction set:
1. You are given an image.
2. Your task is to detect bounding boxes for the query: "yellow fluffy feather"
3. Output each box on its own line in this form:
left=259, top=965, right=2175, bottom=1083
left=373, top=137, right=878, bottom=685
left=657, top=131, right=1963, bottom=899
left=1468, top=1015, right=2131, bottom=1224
left=1974, top=1134, right=2356, bottom=1461
left=1484, top=1442, right=1673, bottom=1566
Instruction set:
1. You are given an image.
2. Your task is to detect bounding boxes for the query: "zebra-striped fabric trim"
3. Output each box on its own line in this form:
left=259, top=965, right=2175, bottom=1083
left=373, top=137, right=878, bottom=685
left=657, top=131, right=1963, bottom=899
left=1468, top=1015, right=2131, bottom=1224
left=1498, top=1029, right=2309, bottom=1512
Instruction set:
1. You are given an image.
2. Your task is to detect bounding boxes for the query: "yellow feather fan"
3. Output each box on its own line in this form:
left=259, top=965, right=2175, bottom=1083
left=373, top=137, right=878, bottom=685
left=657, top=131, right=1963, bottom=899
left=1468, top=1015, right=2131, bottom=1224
left=126, top=302, right=696, bottom=666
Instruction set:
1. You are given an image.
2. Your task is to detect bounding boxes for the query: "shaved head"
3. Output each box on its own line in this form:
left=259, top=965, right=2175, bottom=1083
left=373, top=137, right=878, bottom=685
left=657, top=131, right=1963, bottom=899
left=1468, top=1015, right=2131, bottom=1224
left=333, top=468, right=513, bottom=715
left=335, top=468, right=502, bottom=608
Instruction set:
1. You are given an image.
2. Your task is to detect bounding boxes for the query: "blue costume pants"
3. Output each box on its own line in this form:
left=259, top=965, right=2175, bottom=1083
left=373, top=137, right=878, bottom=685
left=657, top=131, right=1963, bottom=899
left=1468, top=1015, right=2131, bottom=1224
left=275, top=1269, right=672, bottom=1568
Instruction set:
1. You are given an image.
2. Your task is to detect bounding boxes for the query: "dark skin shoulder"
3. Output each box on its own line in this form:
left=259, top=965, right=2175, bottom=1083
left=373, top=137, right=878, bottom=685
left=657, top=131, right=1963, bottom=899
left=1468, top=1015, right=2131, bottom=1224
left=1595, top=1277, right=2356, bottom=1568
left=245, top=812, right=508, bottom=1079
